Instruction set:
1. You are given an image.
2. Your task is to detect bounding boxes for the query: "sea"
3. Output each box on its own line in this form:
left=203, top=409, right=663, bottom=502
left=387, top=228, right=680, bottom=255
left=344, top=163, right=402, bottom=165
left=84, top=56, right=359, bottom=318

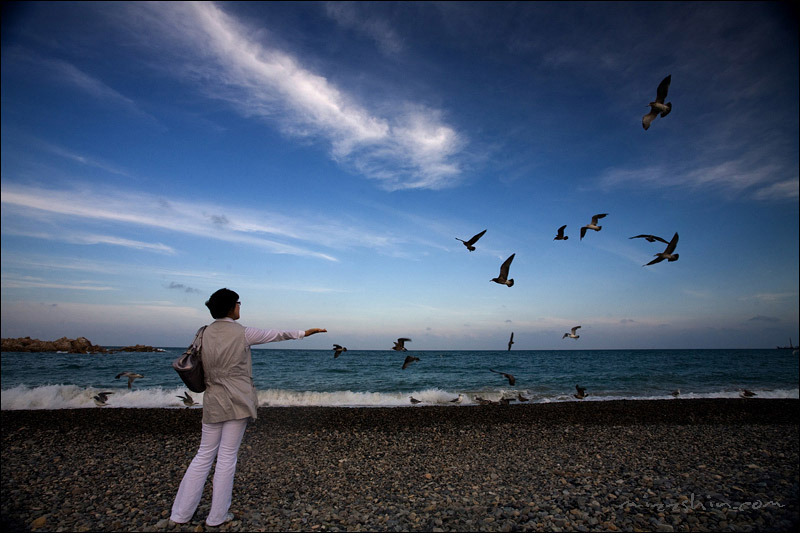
left=1, top=348, right=798, bottom=410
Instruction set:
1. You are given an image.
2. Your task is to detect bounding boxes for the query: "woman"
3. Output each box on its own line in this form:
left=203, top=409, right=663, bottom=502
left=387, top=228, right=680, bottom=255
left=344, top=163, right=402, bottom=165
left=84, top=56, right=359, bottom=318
left=170, top=288, right=326, bottom=526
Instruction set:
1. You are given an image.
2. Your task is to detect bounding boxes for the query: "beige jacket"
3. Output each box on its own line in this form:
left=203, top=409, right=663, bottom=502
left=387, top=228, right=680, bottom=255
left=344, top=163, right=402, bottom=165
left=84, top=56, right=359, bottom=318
left=201, top=320, right=258, bottom=423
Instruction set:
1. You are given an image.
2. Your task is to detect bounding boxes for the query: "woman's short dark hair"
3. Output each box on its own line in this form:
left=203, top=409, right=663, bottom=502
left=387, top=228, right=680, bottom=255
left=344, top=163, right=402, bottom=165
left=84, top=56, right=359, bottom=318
left=206, top=288, right=239, bottom=319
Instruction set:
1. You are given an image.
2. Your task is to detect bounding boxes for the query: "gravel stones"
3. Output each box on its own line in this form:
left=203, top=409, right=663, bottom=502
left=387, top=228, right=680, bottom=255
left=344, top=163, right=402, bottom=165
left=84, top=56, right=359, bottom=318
left=2, top=399, right=798, bottom=532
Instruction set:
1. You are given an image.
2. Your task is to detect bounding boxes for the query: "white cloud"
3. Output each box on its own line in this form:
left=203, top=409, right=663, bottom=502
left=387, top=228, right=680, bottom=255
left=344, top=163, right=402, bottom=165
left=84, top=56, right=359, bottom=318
left=324, top=2, right=404, bottom=55
left=136, top=1, right=464, bottom=190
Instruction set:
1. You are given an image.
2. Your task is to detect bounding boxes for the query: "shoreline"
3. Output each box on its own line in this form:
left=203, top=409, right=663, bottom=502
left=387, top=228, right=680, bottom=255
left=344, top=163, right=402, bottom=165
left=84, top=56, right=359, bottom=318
left=3, top=399, right=798, bottom=531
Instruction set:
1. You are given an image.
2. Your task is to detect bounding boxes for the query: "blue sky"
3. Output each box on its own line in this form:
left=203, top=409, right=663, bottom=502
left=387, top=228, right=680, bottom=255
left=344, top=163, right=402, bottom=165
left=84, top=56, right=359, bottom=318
left=1, top=2, right=798, bottom=350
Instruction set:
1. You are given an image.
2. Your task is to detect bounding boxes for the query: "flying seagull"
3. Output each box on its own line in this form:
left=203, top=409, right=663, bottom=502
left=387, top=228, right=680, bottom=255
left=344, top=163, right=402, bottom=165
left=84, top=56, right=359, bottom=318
left=177, top=391, right=198, bottom=407
left=402, top=355, right=420, bottom=369
left=671, top=389, right=680, bottom=398
left=489, top=368, right=516, bottom=386
left=392, top=338, right=411, bottom=351
left=507, top=332, right=514, bottom=351
left=563, top=326, right=581, bottom=339
left=93, top=391, right=114, bottom=407
left=580, top=214, right=607, bottom=240
left=630, top=234, right=669, bottom=244
left=491, top=253, right=515, bottom=287
left=645, top=232, right=679, bottom=266
left=554, top=225, right=568, bottom=240
left=115, top=371, right=144, bottom=389
left=642, top=74, right=672, bottom=131
left=574, top=385, right=588, bottom=399
left=456, top=229, right=487, bottom=252
left=333, top=344, right=347, bottom=358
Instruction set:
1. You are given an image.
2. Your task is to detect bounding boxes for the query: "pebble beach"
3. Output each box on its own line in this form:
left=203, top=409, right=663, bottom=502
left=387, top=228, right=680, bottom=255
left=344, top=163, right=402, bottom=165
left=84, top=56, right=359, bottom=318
left=2, top=399, right=798, bottom=532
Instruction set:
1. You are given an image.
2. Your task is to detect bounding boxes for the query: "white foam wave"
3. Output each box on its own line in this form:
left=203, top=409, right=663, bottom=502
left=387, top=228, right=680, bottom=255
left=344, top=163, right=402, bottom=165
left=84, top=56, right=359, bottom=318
left=2, top=385, right=797, bottom=410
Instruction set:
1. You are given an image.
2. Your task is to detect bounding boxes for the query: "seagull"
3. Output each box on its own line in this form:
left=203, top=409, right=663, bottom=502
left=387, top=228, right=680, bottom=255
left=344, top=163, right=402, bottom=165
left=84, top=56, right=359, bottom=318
left=517, top=392, right=530, bottom=402
left=115, top=371, right=144, bottom=389
left=563, top=326, right=581, bottom=339
left=630, top=234, right=669, bottom=244
left=450, top=394, right=464, bottom=403
left=402, top=355, right=420, bottom=369
left=475, top=396, right=497, bottom=405
left=580, top=214, right=607, bottom=240
left=392, top=338, right=411, bottom=351
left=489, top=368, right=516, bottom=386
left=671, top=389, right=680, bottom=398
left=642, top=74, right=672, bottom=131
left=491, top=253, right=515, bottom=287
left=499, top=397, right=513, bottom=405
left=410, top=397, right=422, bottom=404
left=333, top=344, right=347, bottom=358
left=507, top=332, right=514, bottom=351
left=93, top=391, right=114, bottom=407
left=645, top=232, right=679, bottom=266
left=574, top=385, right=588, bottom=399
left=740, top=389, right=757, bottom=398
left=177, top=391, right=198, bottom=407
left=456, top=229, right=487, bottom=252
left=554, top=225, right=568, bottom=240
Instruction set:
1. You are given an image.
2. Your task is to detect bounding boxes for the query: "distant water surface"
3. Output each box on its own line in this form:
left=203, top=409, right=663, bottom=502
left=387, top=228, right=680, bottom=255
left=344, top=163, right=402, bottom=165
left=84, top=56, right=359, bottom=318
left=1, top=348, right=797, bottom=409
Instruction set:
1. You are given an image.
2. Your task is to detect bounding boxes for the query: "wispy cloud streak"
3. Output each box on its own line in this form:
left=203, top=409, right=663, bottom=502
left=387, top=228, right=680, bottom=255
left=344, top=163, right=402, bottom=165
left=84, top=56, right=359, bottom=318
left=134, top=1, right=464, bottom=190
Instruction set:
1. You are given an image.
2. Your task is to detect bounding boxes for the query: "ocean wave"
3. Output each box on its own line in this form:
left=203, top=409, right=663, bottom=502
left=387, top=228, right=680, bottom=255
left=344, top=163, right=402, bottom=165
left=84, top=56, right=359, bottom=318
left=2, top=385, right=798, bottom=410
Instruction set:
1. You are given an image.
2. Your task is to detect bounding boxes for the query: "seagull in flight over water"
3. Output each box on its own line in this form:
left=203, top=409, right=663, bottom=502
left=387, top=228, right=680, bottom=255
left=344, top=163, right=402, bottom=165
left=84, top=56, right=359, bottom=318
left=580, top=214, right=607, bottom=240
left=456, top=229, right=487, bottom=252
left=491, top=253, right=515, bottom=287
left=507, top=332, right=514, bottom=351
left=93, top=391, right=114, bottom=407
left=645, top=232, right=679, bottom=266
left=574, top=385, right=588, bottom=399
left=402, top=355, right=420, bottom=370
left=563, top=326, right=581, bottom=339
left=115, top=371, right=144, bottom=389
left=333, top=344, right=347, bottom=358
left=489, top=369, right=516, bottom=386
left=392, top=338, right=411, bottom=351
left=643, top=74, right=672, bottom=131
left=177, top=391, right=198, bottom=407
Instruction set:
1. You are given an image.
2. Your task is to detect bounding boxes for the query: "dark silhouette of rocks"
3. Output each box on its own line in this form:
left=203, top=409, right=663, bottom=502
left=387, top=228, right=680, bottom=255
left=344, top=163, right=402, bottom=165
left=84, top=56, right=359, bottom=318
left=1, top=337, right=162, bottom=354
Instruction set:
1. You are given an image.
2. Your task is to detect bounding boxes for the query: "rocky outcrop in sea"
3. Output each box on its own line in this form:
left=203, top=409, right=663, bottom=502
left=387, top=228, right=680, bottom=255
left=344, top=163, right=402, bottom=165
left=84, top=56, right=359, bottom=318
left=1, top=337, right=160, bottom=354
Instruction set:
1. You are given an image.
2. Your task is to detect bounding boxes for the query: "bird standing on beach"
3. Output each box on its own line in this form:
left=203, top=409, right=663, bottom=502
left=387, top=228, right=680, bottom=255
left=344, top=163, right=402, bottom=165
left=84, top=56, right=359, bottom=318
left=450, top=394, right=464, bottom=403
left=645, top=232, right=679, bottom=266
left=580, top=214, right=607, bottom=240
left=333, top=344, right=347, bottom=358
left=554, top=225, right=568, bottom=240
left=392, top=338, right=411, bottom=351
left=517, top=392, right=530, bottom=402
left=489, top=368, right=516, bottom=386
left=671, top=389, right=680, bottom=398
left=642, top=74, right=672, bottom=131
left=402, top=355, right=420, bottom=369
left=93, top=391, right=113, bottom=407
left=115, top=371, right=144, bottom=389
left=574, top=385, right=588, bottom=399
left=410, top=397, right=421, bottom=404
left=630, top=234, right=669, bottom=244
left=491, top=253, right=515, bottom=287
left=507, top=332, right=514, bottom=351
left=563, top=326, right=581, bottom=339
left=456, top=229, right=487, bottom=252
left=177, top=391, right=198, bottom=407
left=740, top=389, right=757, bottom=398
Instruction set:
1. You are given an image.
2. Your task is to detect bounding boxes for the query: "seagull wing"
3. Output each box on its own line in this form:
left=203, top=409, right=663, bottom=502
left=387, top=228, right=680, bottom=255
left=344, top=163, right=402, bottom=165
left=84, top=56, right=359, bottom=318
left=642, top=109, right=658, bottom=130
left=664, top=232, right=679, bottom=254
left=655, top=75, right=671, bottom=104
left=571, top=326, right=581, bottom=334
left=580, top=226, right=588, bottom=240
left=556, top=225, right=566, bottom=238
left=645, top=255, right=666, bottom=266
left=499, top=253, right=515, bottom=278
left=466, top=229, right=487, bottom=246
left=591, top=213, right=607, bottom=225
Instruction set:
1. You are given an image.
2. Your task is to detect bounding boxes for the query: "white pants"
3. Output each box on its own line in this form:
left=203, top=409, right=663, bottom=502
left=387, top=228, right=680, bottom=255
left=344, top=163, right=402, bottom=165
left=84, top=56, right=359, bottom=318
left=170, top=418, right=248, bottom=526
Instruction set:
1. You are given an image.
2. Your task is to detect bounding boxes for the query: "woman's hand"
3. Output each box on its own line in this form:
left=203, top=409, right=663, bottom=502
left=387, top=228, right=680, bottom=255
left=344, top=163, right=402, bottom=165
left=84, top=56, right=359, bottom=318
left=304, top=328, right=327, bottom=337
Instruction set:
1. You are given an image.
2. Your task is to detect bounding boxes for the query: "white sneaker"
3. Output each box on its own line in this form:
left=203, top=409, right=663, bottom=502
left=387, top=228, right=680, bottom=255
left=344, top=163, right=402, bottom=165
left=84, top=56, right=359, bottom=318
left=206, top=512, right=234, bottom=527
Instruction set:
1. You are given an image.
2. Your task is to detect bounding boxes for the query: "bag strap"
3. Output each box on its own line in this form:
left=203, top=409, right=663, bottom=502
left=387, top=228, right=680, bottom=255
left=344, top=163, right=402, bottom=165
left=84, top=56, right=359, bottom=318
left=192, top=325, right=207, bottom=350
